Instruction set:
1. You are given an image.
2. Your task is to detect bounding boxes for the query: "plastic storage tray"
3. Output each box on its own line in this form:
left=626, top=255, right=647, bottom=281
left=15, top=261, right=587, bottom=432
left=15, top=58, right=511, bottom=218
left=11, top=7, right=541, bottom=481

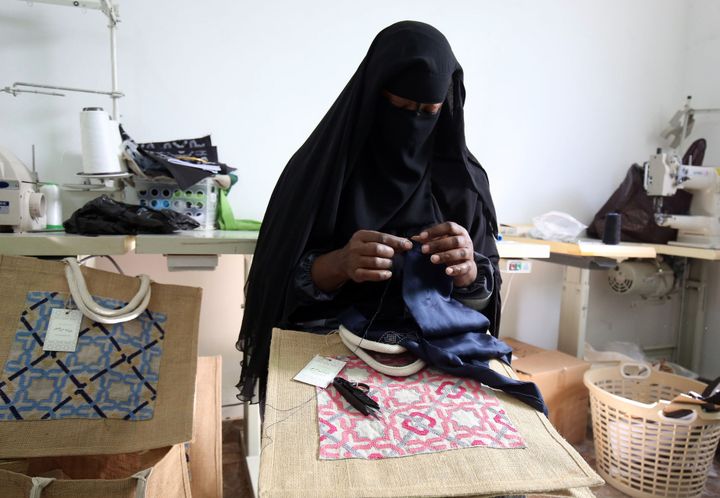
left=135, top=177, right=218, bottom=230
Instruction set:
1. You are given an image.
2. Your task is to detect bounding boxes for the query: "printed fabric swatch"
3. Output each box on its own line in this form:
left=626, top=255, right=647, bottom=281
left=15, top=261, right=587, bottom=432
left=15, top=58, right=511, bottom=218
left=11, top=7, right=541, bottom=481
left=0, top=291, right=166, bottom=421
left=316, top=355, right=526, bottom=460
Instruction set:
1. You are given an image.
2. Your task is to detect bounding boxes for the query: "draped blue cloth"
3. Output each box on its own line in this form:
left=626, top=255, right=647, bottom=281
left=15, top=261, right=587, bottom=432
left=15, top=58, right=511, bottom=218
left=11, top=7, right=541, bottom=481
left=340, top=244, right=547, bottom=415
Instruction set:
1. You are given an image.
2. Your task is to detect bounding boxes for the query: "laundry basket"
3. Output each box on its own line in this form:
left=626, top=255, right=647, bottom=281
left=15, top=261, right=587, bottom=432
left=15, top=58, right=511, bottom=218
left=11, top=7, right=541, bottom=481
left=584, top=363, right=720, bottom=498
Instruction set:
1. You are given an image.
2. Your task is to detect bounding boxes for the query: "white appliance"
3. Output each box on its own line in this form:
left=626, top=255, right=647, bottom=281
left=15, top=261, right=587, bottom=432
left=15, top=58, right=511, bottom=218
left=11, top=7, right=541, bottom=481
left=0, top=147, right=47, bottom=232
left=607, top=261, right=675, bottom=298
left=644, top=149, right=720, bottom=248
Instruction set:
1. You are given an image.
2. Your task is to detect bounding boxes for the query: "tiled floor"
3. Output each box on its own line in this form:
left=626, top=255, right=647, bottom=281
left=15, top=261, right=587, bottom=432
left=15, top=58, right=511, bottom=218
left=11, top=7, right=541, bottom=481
left=571, top=434, right=720, bottom=498
left=221, top=418, right=720, bottom=498
left=222, top=419, right=254, bottom=498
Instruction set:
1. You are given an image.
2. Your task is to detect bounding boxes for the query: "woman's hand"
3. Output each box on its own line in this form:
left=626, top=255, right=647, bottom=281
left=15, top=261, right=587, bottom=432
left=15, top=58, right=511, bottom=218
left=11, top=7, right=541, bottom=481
left=413, top=222, right=476, bottom=287
left=341, top=230, right=413, bottom=282
left=311, top=230, right=412, bottom=292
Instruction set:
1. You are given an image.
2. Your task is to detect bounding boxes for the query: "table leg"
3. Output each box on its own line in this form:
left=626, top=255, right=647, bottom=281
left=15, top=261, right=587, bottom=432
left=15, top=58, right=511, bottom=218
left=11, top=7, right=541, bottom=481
left=677, top=258, right=709, bottom=372
left=557, top=267, right=590, bottom=358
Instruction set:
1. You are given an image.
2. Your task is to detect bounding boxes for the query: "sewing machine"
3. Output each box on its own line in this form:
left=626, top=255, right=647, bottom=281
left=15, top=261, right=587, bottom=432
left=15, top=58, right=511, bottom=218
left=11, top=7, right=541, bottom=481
left=644, top=149, right=720, bottom=248
left=0, top=147, right=46, bottom=232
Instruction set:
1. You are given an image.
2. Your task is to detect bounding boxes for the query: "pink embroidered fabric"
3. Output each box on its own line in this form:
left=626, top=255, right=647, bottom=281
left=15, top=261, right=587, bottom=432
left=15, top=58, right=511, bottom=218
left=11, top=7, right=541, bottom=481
left=316, top=355, right=526, bottom=460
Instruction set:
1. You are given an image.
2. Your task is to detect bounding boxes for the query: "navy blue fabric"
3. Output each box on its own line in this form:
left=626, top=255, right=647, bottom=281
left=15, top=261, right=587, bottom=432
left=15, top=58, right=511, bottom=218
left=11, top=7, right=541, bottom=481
left=341, top=244, right=548, bottom=415
left=401, top=246, right=490, bottom=337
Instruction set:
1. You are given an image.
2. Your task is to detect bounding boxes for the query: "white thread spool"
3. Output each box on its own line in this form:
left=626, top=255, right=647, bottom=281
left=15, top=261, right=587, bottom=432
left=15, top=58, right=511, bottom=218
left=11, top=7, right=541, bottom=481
left=80, top=107, right=124, bottom=174
left=41, top=184, right=63, bottom=229
left=28, top=192, right=46, bottom=219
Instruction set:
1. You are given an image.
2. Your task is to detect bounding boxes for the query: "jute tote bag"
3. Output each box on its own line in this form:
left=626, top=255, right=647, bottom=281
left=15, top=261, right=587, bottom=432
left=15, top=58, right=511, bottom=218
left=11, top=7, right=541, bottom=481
left=0, top=443, right=191, bottom=498
left=259, top=329, right=604, bottom=498
left=0, top=255, right=201, bottom=458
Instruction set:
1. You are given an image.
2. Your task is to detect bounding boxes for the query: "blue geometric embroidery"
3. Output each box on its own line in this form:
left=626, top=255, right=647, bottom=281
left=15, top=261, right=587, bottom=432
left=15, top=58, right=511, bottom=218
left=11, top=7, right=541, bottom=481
left=0, top=291, right=166, bottom=421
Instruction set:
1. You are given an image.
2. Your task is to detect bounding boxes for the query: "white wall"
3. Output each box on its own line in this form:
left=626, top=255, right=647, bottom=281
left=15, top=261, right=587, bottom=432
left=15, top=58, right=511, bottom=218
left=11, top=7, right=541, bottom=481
left=683, top=0, right=720, bottom=379
left=1, top=0, right=688, bottom=222
left=2, top=1, right=718, bottom=395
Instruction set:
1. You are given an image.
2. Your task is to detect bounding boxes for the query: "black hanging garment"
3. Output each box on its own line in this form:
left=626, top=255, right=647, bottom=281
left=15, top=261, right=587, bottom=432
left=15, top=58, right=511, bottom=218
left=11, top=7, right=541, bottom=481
left=236, top=21, right=502, bottom=403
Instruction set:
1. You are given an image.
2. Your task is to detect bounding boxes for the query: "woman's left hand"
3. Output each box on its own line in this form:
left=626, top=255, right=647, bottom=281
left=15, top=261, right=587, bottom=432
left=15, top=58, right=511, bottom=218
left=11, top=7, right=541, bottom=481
left=413, top=222, right=477, bottom=288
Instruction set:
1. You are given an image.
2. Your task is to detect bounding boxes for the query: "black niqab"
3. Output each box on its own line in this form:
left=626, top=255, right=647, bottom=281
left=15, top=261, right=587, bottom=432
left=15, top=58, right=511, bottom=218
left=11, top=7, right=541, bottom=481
left=335, top=97, right=442, bottom=244
left=236, top=21, right=501, bottom=403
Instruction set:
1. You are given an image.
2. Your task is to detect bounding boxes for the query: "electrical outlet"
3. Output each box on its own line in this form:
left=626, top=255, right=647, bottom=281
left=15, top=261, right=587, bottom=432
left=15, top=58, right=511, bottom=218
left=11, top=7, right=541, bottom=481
left=505, top=260, right=531, bottom=273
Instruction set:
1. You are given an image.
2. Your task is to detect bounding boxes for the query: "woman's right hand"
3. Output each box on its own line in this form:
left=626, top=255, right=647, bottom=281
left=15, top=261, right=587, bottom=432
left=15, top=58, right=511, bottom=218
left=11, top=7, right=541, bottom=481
left=340, top=230, right=413, bottom=283
left=311, top=230, right=412, bottom=292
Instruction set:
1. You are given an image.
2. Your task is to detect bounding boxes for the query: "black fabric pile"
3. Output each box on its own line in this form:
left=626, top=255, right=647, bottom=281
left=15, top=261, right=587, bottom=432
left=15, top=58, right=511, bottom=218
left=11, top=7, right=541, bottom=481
left=120, top=126, right=235, bottom=189
left=63, top=195, right=199, bottom=235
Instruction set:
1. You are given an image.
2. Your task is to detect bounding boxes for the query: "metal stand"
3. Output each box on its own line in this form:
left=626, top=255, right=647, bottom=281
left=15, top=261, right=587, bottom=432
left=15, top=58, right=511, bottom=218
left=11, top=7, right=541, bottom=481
left=2, top=0, right=123, bottom=119
left=676, top=258, right=709, bottom=372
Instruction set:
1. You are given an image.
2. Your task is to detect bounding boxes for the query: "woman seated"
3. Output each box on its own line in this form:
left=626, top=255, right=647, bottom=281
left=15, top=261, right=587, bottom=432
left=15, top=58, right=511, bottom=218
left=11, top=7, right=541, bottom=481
left=237, top=21, right=505, bottom=406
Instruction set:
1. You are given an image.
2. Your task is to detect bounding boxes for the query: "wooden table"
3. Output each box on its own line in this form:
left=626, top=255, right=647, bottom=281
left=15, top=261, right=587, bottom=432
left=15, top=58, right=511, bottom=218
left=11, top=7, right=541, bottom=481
left=502, top=234, right=720, bottom=372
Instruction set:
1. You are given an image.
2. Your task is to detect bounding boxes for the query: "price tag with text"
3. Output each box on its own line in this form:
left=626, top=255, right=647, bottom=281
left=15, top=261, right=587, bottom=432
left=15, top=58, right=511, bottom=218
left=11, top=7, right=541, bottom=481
left=43, top=308, right=83, bottom=353
left=293, top=355, right=346, bottom=388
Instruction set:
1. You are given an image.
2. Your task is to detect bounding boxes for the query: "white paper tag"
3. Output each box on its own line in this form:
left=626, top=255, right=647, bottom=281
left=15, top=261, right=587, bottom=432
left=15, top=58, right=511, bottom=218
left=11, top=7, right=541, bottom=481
left=293, top=355, right=346, bottom=388
left=43, top=308, right=83, bottom=352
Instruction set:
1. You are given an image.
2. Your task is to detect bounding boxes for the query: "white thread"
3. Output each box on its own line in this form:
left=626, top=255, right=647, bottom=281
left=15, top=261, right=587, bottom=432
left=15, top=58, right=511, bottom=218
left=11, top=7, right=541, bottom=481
left=28, top=192, right=45, bottom=219
left=41, top=184, right=62, bottom=228
left=80, top=107, right=124, bottom=174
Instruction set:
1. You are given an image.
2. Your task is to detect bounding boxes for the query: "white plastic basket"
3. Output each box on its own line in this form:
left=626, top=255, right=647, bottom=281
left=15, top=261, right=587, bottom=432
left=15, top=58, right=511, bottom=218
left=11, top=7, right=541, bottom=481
left=584, top=363, right=720, bottom=498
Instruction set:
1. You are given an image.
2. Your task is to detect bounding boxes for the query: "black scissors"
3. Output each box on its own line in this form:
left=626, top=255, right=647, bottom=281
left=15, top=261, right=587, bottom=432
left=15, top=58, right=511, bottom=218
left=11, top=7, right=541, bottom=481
left=333, top=377, right=380, bottom=418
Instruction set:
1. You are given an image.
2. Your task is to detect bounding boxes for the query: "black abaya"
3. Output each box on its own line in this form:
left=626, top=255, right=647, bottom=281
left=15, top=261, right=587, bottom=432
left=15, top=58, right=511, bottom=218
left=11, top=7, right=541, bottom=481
left=236, top=21, right=501, bottom=403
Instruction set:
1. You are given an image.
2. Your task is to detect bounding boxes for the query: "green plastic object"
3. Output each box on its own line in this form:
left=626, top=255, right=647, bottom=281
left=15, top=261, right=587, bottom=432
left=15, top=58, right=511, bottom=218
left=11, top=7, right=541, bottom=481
left=218, top=189, right=261, bottom=231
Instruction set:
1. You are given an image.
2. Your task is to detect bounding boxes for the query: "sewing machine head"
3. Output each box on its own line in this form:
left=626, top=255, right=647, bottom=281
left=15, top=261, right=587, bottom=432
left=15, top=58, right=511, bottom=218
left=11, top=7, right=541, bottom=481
left=643, top=148, right=720, bottom=248
left=644, top=149, right=682, bottom=198
left=0, top=147, right=47, bottom=233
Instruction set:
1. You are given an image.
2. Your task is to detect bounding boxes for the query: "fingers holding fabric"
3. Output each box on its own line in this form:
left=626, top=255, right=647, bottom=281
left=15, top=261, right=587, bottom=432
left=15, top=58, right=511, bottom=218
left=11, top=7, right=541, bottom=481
left=446, top=260, right=478, bottom=287
left=360, top=242, right=395, bottom=259
left=423, top=235, right=470, bottom=256
left=352, top=268, right=393, bottom=282
left=445, top=261, right=474, bottom=276
left=358, top=256, right=393, bottom=270
left=412, top=222, right=477, bottom=287
left=358, top=230, right=413, bottom=252
left=412, top=221, right=465, bottom=242
left=342, top=230, right=412, bottom=283
left=429, top=247, right=470, bottom=264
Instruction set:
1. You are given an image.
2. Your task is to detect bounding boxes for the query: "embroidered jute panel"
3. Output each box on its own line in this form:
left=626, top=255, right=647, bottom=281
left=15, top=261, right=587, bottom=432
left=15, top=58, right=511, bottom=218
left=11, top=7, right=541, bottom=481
left=0, top=291, right=166, bottom=421
left=317, top=355, right=525, bottom=460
